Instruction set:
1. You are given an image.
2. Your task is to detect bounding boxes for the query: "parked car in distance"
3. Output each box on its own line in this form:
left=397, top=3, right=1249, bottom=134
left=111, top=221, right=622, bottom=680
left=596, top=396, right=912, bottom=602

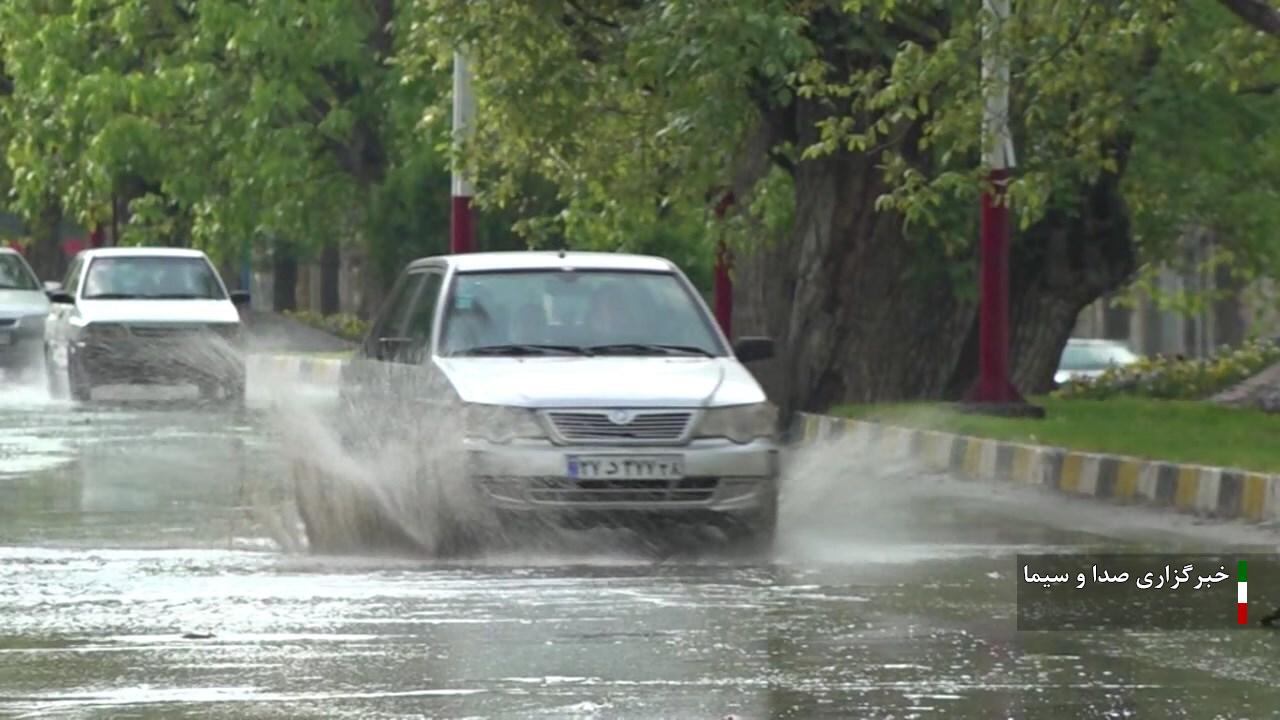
left=1054, top=338, right=1140, bottom=385
left=301, top=251, right=781, bottom=555
left=44, top=247, right=250, bottom=402
left=0, top=247, right=51, bottom=381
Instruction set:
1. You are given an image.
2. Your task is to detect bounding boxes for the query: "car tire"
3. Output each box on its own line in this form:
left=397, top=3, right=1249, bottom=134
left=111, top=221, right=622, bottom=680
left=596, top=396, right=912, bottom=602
left=721, top=487, right=779, bottom=555
left=44, top=345, right=65, bottom=399
left=293, top=461, right=421, bottom=555
left=67, top=352, right=92, bottom=403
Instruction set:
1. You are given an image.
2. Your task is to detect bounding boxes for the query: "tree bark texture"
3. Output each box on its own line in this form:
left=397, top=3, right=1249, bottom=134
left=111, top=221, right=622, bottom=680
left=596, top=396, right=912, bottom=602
left=272, top=242, right=298, bottom=312
left=735, top=121, right=1138, bottom=412
left=320, top=242, right=341, bottom=315
left=25, top=199, right=65, bottom=282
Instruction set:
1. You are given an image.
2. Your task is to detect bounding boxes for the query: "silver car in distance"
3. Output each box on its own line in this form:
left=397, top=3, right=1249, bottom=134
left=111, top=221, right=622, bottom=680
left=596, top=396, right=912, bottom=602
left=306, top=251, right=780, bottom=555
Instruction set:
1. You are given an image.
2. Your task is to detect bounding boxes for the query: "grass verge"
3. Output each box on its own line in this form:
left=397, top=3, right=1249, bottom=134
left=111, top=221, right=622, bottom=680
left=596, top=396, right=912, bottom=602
left=835, top=396, right=1280, bottom=473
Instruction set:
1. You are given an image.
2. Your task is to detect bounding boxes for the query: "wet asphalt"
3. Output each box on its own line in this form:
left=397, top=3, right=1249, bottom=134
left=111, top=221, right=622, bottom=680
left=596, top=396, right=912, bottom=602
left=1, top=373, right=1279, bottom=719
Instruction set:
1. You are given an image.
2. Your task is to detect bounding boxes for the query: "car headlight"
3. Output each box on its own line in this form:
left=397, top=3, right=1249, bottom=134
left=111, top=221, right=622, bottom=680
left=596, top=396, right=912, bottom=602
left=697, top=403, right=778, bottom=443
left=464, top=404, right=546, bottom=443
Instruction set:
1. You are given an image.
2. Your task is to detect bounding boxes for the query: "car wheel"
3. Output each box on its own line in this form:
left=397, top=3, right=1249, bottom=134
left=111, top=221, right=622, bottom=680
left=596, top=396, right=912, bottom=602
left=721, top=488, right=778, bottom=555
left=67, top=353, right=93, bottom=403
left=44, top=345, right=65, bottom=399
left=292, top=461, right=422, bottom=555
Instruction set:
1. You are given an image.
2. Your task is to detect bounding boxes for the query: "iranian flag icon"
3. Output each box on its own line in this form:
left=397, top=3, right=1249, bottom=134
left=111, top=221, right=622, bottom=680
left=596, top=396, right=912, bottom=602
left=1238, top=560, right=1248, bottom=625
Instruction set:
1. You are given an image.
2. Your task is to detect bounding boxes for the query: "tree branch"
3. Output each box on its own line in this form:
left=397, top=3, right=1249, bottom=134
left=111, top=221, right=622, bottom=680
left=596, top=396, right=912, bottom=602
left=1217, top=0, right=1280, bottom=37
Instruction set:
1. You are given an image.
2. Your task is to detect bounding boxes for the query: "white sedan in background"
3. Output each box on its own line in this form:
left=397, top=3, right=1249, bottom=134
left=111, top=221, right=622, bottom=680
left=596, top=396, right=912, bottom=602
left=0, top=247, right=52, bottom=381
left=1054, top=338, right=1140, bottom=385
left=44, top=247, right=250, bottom=402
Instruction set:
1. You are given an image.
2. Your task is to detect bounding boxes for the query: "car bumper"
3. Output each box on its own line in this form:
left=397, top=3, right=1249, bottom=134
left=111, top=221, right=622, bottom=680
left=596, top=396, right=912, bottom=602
left=0, top=323, right=43, bottom=369
left=465, top=438, right=778, bottom=514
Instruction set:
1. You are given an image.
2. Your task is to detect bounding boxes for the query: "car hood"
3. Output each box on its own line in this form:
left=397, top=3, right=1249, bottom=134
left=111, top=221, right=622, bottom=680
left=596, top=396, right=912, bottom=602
left=0, top=289, right=51, bottom=318
left=77, top=299, right=240, bottom=325
left=434, top=356, right=768, bottom=408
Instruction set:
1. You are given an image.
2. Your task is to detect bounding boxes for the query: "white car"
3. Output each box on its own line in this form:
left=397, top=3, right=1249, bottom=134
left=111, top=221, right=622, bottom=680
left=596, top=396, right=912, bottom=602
left=1054, top=338, right=1140, bottom=385
left=44, top=247, right=250, bottom=401
left=299, top=251, right=780, bottom=554
left=0, top=247, right=52, bottom=380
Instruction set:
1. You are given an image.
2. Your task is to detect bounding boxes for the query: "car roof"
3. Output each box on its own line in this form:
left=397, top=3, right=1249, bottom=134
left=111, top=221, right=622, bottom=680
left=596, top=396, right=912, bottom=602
left=409, top=251, right=677, bottom=274
left=0, top=246, right=22, bottom=256
left=77, top=247, right=210, bottom=259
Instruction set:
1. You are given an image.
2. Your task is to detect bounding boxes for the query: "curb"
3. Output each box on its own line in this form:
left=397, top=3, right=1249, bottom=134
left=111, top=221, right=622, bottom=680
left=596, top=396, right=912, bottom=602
left=796, top=413, right=1280, bottom=524
left=247, top=353, right=346, bottom=386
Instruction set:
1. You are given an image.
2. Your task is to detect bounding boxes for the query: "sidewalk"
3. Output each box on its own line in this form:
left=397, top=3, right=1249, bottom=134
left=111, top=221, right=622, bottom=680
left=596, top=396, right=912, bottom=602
left=797, top=413, right=1280, bottom=524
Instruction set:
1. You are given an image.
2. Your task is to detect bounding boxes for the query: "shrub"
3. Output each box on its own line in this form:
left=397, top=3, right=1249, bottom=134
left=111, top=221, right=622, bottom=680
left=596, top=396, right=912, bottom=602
left=283, top=310, right=369, bottom=343
left=1054, top=338, right=1280, bottom=401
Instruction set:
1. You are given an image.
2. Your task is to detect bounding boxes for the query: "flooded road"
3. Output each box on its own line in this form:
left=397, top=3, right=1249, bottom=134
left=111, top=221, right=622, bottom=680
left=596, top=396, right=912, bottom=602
left=1, top=376, right=1279, bottom=719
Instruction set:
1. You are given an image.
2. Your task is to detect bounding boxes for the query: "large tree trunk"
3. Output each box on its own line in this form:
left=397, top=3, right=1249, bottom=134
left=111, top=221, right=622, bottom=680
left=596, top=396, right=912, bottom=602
left=272, top=242, right=298, bottom=312
left=320, top=242, right=341, bottom=315
left=26, top=200, right=65, bottom=282
left=735, top=153, right=975, bottom=413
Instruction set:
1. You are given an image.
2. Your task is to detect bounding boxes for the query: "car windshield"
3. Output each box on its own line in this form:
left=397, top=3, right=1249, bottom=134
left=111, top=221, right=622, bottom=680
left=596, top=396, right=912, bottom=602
left=0, top=253, right=39, bottom=291
left=439, top=269, right=725, bottom=357
left=82, top=256, right=226, bottom=300
left=1059, top=342, right=1138, bottom=371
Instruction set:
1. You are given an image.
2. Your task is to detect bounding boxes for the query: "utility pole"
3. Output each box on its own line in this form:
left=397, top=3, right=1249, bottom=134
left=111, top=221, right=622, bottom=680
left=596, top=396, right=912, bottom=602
left=965, top=0, right=1041, bottom=416
left=450, top=51, right=476, bottom=254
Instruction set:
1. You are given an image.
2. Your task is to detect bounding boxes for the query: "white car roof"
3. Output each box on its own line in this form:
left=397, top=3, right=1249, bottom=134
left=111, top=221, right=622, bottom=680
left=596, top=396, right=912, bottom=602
left=78, top=247, right=210, bottom=259
left=411, top=251, right=677, bottom=274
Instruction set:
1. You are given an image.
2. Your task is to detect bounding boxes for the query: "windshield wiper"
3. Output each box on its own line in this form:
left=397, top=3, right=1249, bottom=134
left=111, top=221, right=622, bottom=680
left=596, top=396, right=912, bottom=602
left=588, top=343, right=714, bottom=357
left=82, top=292, right=141, bottom=299
left=459, top=343, right=593, bottom=356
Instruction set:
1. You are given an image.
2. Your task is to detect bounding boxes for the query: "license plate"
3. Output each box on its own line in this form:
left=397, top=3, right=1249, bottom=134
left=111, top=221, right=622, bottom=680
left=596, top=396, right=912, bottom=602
left=567, top=455, right=684, bottom=480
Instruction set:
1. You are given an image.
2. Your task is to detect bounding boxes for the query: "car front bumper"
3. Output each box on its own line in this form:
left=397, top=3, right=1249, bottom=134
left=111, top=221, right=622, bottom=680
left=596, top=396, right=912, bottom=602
left=465, top=437, right=778, bottom=514
left=0, top=317, right=44, bottom=370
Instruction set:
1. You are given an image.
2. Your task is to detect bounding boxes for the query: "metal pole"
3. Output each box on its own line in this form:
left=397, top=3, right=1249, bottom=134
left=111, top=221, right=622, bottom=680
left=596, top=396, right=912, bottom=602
left=713, top=192, right=735, bottom=338
left=967, top=0, right=1033, bottom=410
left=450, top=51, right=476, bottom=254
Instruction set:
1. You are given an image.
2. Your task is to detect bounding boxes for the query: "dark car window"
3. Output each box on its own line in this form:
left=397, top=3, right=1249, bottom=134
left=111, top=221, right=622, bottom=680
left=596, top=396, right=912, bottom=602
left=439, top=269, right=726, bottom=356
left=0, top=253, right=39, bottom=290
left=365, top=270, right=428, bottom=361
left=63, top=256, right=84, bottom=295
left=403, top=272, right=445, bottom=360
left=82, top=256, right=226, bottom=299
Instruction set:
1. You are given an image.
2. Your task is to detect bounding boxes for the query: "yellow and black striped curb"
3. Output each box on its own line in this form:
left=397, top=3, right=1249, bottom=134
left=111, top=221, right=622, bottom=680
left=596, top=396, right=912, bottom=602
left=246, top=353, right=345, bottom=385
left=795, top=413, right=1279, bottom=523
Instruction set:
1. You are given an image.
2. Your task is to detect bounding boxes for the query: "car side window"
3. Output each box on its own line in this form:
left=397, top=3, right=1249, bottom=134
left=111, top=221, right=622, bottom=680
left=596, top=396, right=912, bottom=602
left=402, top=272, right=445, bottom=362
left=364, top=271, right=427, bottom=361
left=63, top=257, right=84, bottom=296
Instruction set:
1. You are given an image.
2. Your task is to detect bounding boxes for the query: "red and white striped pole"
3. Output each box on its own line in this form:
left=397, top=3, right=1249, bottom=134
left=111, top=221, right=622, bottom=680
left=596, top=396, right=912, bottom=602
left=450, top=51, right=476, bottom=254
left=967, top=0, right=1033, bottom=411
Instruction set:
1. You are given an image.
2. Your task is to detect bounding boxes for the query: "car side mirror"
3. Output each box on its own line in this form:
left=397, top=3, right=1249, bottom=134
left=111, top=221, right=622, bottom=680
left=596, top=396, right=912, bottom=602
left=48, top=290, right=75, bottom=305
left=229, top=290, right=251, bottom=306
left=734, top=336, right=774, bottom=363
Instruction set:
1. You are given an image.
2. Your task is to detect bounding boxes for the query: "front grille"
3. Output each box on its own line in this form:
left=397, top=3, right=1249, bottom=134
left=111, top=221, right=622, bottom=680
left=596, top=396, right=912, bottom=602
left=496, top=476, right=718, bottom=504
left=127, top=325, right=203, bottom=339
left=546, top=410, right=693, bottom=443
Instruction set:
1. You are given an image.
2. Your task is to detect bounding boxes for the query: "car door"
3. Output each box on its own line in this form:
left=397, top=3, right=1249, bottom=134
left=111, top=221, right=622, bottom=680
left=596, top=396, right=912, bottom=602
left=338, top=266, right=444, bottom=447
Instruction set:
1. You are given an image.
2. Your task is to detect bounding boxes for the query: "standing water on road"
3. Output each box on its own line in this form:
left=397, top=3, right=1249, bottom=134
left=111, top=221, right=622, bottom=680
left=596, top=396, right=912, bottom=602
left=1, top=370, right=1279, bottom=718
